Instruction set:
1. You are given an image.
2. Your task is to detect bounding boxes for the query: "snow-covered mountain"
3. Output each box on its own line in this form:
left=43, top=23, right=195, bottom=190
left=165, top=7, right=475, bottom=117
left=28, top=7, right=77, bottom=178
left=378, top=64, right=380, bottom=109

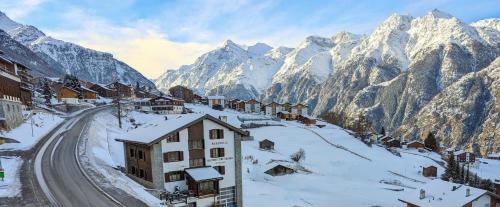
left=0, top=11, right=155, bottom=88
left=155, top=40, right=291, bottom=99
left=156, top=10, right=499, bottom=154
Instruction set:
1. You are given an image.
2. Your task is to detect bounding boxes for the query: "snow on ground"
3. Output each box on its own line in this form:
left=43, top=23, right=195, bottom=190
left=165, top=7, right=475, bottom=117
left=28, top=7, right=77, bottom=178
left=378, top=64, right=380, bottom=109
left=87, top=104, right=451, bottom=206
left=471, top=158, right=500, bottom=182
left=188, top=104, right=445, bottom=207
left=0, top=111, right=63, bottom=151
left=0, top=156, right=22, bottom=197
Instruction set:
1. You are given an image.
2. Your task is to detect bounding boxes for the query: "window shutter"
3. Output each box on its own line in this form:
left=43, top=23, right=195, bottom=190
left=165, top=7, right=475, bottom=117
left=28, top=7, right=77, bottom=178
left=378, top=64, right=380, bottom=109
left=179, top=151, right=184, bottom=161
left=163, top=153, right=168, bottom=162
left=221, top=148, right=225, bottom=157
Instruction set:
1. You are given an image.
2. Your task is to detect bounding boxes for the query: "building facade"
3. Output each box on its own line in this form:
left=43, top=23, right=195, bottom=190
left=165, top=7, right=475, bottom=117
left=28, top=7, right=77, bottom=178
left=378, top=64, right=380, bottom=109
left=264, top=102, right=282, bottom=116
left=208, top=96, right=225, bottom=109
left=244, top=99, right=261, bottom=113
left=0, top=54, right=24, bottom=130
left=117, top=114, right=246, bottom=207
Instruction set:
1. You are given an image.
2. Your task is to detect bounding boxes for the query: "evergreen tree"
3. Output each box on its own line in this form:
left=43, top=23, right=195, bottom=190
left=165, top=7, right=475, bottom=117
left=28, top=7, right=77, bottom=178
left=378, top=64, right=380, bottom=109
left=460, top=164, right=465, bottom=183
left=465, top=165, right=470, bottom=184
left=479, top=179, right=493, bottom=191
left=424, top=132, right=438, bottom=151
left=42, top=80, right=53, bottom=105
left=453, top=159, right=461, bottom=182
left=443, top=154, right=455, bottom=180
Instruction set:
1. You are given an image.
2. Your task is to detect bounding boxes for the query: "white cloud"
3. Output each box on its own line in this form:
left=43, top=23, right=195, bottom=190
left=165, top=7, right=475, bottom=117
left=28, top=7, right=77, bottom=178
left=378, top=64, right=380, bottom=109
left=0, top=0, right=46, bottom=19
left=44, top=8, right=215, bottom=79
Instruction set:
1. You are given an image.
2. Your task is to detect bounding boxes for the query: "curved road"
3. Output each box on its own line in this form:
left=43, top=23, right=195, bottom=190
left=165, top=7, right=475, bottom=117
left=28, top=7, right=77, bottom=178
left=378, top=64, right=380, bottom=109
left=30, top=107, right=145, bottom=207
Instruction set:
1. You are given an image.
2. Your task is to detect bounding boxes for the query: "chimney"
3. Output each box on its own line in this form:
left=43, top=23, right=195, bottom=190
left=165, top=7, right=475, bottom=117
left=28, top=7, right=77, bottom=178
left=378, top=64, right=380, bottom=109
left=466, top=188, right=470, bottom=197
left=219, top=116, right=227, bottom=122
left=419, top=189, right=425, bottom=199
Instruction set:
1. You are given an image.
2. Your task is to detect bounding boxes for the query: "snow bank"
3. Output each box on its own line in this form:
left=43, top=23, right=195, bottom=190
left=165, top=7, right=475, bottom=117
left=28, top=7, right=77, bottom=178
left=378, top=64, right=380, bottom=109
left=0, top=156, right=22, bottom=197
left=0, top=112, right=63, bottom=151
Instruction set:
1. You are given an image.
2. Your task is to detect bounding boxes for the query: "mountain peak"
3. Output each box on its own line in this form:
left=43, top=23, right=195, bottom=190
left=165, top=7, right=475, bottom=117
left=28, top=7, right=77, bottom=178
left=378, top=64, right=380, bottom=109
left=0, top=11, right=22, bottom=32
left=427, top=9, right=453, bottom=19
left=222, top=39, right=238, bottom=47
left=303, top=36, right=335, bottom=48
left=247, top=43, right=272, bottom=56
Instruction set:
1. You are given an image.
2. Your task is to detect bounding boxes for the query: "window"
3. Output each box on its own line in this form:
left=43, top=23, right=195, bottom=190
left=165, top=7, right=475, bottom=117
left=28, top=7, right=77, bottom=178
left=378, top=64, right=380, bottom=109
left=164, top=171, right=184, bottom=182
left=213, top=166, right=225, bottom=175
left=210, top=148, right=225, bottom=158
left=190, top=158, right=204, bottom=167
left=130, top=166, right=136, bottom=175
left=139, top=169, right=144, bottom=178
left=209, top=129, right=224, bottom=139
left=163, top=151, right=183, bottom=162
left=138, top=150, right=144, bottom=159
left=199, top=181, right=215, bottom=192
left=189, top=140, right=204, bottom=150
left=129, top=148, right=135, bottom=157
left=166, top=132, right=180, bottom=142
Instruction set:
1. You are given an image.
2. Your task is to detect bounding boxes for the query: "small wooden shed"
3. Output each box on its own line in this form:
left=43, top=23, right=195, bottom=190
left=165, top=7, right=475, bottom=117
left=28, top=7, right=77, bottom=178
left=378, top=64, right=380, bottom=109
left=422, top=165, right=437, bottom=177
left=385, top=138, right=401, bottom=148
left=407, top=140, right=425, bottom=149
left=259, top=139, right=274, bottom=150
left=264, top=164, right=295, bottom=176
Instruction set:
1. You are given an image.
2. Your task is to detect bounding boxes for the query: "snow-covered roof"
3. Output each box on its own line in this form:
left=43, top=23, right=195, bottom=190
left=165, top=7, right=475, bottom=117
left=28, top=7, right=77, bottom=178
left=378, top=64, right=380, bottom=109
left=81, top=87, right=97, bottom=93
left=208, top=95, right=225, bottom=99
left=116, top=114, right=247, bottom=145
left=453, top=150, right=469, bottom=155
left=0, top=54, right=12, bottom=64
left=185, top=167, right=222, bottom=182
left=487, top=153, right=500, bottom=158
left=399, top=179, right=488, bottom=207
left=407, top=140, right=424, bottom=145
left=135, top=98, right=151, bottom=102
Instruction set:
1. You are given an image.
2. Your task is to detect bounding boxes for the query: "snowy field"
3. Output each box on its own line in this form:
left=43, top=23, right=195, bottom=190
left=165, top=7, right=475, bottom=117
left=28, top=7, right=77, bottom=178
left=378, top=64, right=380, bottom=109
left=0, top=112, right=63, bottom=151
left=82, top=104, right=452, bottom=207
left=471, top=158, right=500, bottom=183
left=0, top=156, right=22, bottom=197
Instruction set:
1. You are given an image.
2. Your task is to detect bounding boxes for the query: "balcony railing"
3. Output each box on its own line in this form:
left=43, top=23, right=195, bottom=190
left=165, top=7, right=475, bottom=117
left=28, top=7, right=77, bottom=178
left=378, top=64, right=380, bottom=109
left=162, top=190, right=196, bottom=205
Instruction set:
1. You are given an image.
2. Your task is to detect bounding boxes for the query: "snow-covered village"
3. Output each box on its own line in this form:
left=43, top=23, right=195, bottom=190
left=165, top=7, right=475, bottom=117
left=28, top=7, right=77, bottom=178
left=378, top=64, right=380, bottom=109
left=0, top=1, right=499, bottom=207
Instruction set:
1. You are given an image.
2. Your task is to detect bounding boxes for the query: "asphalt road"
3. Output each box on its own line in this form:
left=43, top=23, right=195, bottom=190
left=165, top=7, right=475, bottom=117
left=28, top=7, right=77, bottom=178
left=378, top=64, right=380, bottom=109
left=35, top=107, right=123, bottom=207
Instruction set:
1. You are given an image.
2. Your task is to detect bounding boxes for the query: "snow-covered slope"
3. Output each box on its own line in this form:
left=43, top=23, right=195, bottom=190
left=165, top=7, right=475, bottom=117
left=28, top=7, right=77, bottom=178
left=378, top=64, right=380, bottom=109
left=0, top=11, right=155, bottom=88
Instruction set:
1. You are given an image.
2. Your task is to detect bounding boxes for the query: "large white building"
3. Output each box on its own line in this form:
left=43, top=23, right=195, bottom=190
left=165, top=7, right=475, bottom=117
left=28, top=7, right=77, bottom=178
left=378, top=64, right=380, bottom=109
left=117, top=114, right=246, bottom=207
left=134, top=96, right=185, bottom=114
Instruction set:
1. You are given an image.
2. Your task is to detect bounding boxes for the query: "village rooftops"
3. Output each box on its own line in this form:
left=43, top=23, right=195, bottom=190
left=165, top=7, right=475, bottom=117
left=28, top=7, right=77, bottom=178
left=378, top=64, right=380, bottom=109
left=185, top=167, right=223, bottom=182
left=398, top=179, right=496, bottom=207
left=116, top=113, right=247, bottom=145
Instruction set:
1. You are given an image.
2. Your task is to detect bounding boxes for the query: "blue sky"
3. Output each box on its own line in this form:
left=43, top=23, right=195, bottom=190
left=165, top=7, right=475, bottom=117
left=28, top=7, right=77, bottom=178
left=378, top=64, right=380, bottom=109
left=0, top=0, right=499, bottom=78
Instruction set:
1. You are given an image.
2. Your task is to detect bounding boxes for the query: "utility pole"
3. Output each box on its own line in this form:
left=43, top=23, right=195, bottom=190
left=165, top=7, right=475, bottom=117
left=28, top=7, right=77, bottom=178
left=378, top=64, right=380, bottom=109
left=114, top=81, right=122, bottom=129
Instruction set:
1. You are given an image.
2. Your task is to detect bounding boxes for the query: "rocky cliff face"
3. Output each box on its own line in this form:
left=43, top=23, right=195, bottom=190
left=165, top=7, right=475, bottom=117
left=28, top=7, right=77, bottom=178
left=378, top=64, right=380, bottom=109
left=0, top=11, right=155, bottom=88
left=155, top=10, right=499, bottom=153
